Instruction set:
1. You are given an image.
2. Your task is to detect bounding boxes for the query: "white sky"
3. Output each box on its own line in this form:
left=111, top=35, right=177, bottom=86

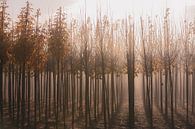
left=6, top=0, right=195, bottom=22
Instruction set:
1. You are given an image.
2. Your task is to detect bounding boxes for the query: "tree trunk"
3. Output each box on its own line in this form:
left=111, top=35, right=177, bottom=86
left=34, top=69, right=37, bottom=128
left=8, top=64, right=12, bottom=115
left=175, top=66, right=178, bottom=112
left=12, top=64, right=15, bottom=119
left=165, top=68, right=168, bottom=117
left=56, top=60, right=60, bottom=129
left=79, top=70, right=83, bottom=117
left=21, top=62, right=26, bottom=128
left=168, top=64, right=174, bottom=129
left=17, top=66, right=21, bottom=127
left=72, top=73, right=75, bottom=129
left=127, top=56, right=134, bottom=129
left=45, top=65, right=49, bottom=129
left=192, top=70, right=195, bottom=114
left=160, top=70, right=163, bottom=112
left=102, top=55, right=107, bottom=129
left=111, top=71, right=114, bottom=116
left=186, top=65, right=189, bottom=123
left=0, top=62, right=3, bottom=125
left=27, top=69, right=31, bottom=125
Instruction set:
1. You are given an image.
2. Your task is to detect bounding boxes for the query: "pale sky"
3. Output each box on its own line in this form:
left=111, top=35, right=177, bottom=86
left=6, top=0, right=195, bottom=22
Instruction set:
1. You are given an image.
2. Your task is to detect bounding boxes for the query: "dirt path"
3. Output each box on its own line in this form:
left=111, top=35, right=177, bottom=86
left=109, top=100, right=128, bottom=129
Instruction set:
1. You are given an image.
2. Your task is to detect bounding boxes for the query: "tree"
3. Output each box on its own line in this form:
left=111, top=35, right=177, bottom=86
left=48, top=7, right=69, bottom=128
left=12, top=1, right=35, bottom=128
left=126, top=17, right=135, bottom=129
left=0, top=0, right=10, bottom=126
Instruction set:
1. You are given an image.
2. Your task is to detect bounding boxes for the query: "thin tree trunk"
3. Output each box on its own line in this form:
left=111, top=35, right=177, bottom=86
left=79, top=70, right=83, bottom=117
left=192, top=70, right=195, bottom=114
left=168, top=64, right=174, bottom=129
left=160, top=70, right=163, bottom=112
left=27, top=69, right=31, bottom=125
left=8, top=64, right=12, bottom=115
left=0, top=62, right=3, bottom=125
left=72, top=73, right=75, bottom=129
left=34, top=69, right=37, bottom=128
left=186, top=64, right=189, bottom=123
left=21, top=62, right=26, bottom=128
left=45, top=65, right=49, bottom=129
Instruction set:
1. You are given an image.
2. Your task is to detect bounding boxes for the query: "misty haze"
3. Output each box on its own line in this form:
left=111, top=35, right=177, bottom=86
left=0, top=0, right=195, bottom=129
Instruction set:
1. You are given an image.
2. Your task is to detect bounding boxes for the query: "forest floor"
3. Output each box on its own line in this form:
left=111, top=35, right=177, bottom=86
left=92, top=89, right=195, bottom=129
left=88, top=76, right=195, bottom=129
left=1, top=76, right=195, bottom=129
left=1, top=93, right=195, bottom=129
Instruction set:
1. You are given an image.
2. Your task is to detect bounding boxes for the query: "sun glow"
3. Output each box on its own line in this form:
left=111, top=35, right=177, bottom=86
left=69, top=0, right=191, bottom=20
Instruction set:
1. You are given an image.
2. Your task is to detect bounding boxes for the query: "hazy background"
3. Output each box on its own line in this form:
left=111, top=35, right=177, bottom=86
left=6, top=0, right=195, bottom=22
